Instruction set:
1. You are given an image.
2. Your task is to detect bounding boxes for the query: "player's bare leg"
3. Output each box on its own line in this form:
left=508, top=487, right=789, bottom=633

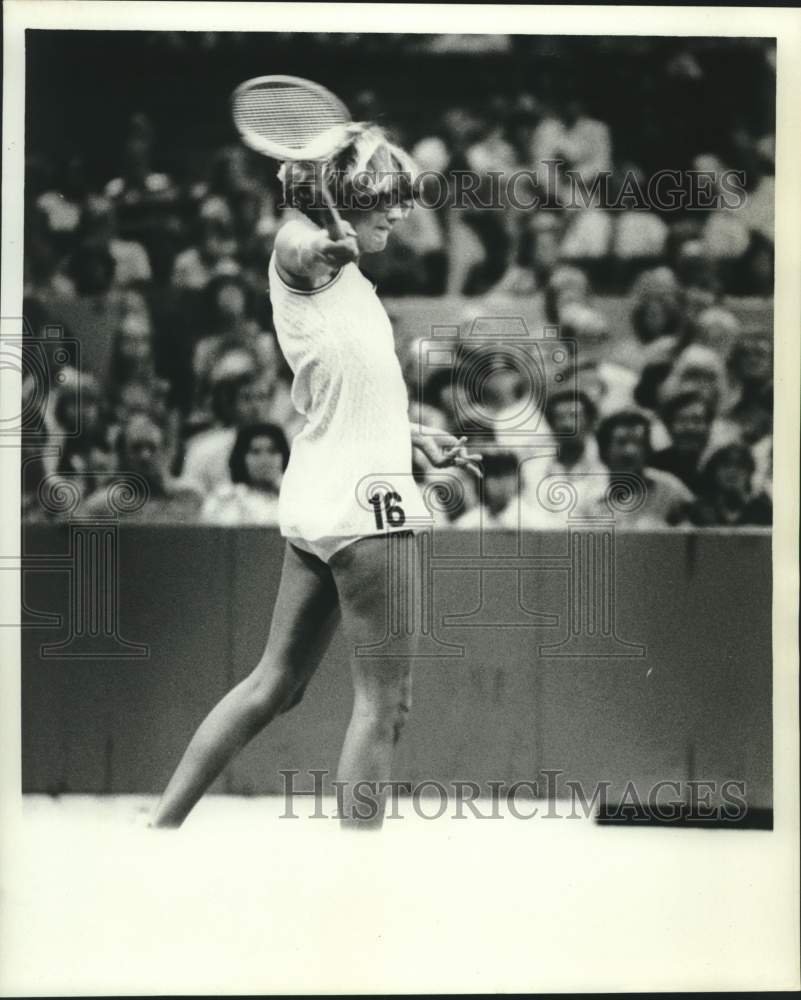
left=150, top=542, right=339, bottom=828
left=330, top=532, right=418, bottom=830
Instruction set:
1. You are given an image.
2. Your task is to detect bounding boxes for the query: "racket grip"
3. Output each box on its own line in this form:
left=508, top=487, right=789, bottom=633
left=320, top=181, right=345, bottom=241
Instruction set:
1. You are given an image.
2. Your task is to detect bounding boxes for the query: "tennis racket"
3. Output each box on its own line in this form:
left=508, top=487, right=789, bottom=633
left=231, top=75, right=351, bottom=240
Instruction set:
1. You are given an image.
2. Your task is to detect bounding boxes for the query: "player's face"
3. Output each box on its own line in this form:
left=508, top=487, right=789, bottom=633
left=349, top=200, right=411, bottom=254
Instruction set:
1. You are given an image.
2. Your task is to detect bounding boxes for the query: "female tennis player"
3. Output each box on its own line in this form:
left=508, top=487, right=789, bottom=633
left=151, top=122, right=481, bottom=829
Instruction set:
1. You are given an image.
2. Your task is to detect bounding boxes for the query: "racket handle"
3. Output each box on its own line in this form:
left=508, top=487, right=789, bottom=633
left=320, top=180, right=346, bottom=241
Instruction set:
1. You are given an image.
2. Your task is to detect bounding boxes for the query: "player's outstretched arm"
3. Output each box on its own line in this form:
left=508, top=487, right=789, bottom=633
left=274, top=219, right=360, bottom=281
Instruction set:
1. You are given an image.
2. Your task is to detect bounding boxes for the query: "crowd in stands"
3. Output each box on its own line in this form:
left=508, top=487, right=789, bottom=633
left=20, top=35, right=774, bottom=531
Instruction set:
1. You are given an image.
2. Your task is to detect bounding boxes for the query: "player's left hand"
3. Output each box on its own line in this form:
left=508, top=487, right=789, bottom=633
left=414, top=433, right=483, bottom=479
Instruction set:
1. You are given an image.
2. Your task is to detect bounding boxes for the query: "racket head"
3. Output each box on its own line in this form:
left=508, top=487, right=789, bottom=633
left=231, top=75, right=351, bottom=161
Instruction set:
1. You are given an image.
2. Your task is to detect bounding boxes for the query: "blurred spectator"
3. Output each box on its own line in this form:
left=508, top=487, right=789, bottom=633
left=106, top=311, right=158, bottom=399
left=558, top=303, right=638, bottom=417
left=172, top=197, right=240, bottom=290
left=51, top=369, right=104, bottom=450
left=543, top=265, right=591, bottom=323
left=454, top=451, right=523, bottom=529
left=104, top=117, right=182, bottom=281
left=104, top=118, right=176, bottom=204
left=80, top=412, right=202, bottom=522
left=595, top=409, right=693, bottom=527
left=650, top=390, right=714, bottom=494
left=520, top=388, right=607, bottom=523
left=190, top=274, right=277, bottom=420
left=630, top=286, right=685, bottom=345
left=414, top=460, right=478, bottom=529
left=657, top=343, right=729, bottom=415
left=681, top=443, right=772, bottom=526
left=612, top=166, right=669, bottom=274
left=54, top=427, right=116, bottom=508
left=560, top=95, right=613, bottom=187
left=201, top=423, right=289, bottom=525
left=692, top=304, right=742, bottom=353
left=724, top=330, right=773, bottom=445
left=40, top=252, right=152, bottom=385
left=181, top=363, right=287, bottom=494
left=560, top=207, right=613, bottom=261
left=73, top=196, right=152, bottom=289
left=636, top=340, right=737, bottom=454
left=190, top=145, right=264, bottom=205
left=24, top=207, right=76, bottom=299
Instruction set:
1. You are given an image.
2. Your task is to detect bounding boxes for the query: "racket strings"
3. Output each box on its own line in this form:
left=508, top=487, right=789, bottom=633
left=233, top=84, right=347, bottom=152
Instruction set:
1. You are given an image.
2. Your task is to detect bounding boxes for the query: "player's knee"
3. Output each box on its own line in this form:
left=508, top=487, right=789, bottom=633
left=246, top=659, right=299, bottom=724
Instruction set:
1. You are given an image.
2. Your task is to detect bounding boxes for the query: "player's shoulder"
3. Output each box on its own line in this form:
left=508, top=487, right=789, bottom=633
left=274, top=216, right=315, bottom=254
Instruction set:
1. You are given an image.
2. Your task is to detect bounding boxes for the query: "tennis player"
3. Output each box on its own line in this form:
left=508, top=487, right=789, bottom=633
left=151, top=123, right=480, bottom=829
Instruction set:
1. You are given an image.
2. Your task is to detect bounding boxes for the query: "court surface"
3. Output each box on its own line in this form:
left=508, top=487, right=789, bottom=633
left=0, top=793, right=789, bottom=994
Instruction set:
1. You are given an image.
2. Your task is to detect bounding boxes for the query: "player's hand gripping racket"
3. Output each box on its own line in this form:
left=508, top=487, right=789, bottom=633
left=232, top=75, right=350, bottom=241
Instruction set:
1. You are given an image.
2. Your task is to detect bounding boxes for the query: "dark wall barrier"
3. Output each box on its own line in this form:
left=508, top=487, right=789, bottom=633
left=21, top=526, right=771, bottom=815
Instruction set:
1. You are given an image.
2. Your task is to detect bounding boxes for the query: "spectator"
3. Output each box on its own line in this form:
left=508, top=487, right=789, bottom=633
left=201, top=423, right=289, bottom=525
left=520, top=388, right=607, bottom=523
left=681, top=443, right=772, bottom=526
left=724, top=330, right=773, bottom=445
left=181, top=363, right=281, bottom=494
left=24, top=211, right=76, bottom=300
left=171, top=197, right=240, bottom=291
left=560, top=95, right=613, bottom=187
left=106, top=311, right=158, bottom=400
left=595, top=409, right=693, bottom=527
left=190, top=274, right=277, bottom=420
left=104, top=118, right=182, bottom=281
left=454, top=451, right=523, bottom=529
left=52, top=369, right=103, bottom=448
left=73, top=195, right=152, bottom=289
left=650, top=390, right=714, bottom=494
left=558, top=303, right=638, bottom=417
left=692, top=305, right=742, bottom=354
left=543, top=265, right=591, bottom=323
left=637, top=342, right=735, bottom=451
left=54, top=428, right=116, bottom=509
left=413, top=460, right=478, bottom=529
left=630, top=287, right=685, bottom=346
left=104, top=120, right=177, bottom=206
left=44, top=248, right=152, bottom=385
left=657, top=343, right=730, bottom=417
left=612, top=166, right=669, bottom=272
left=80, top=412, right=202, bottom=522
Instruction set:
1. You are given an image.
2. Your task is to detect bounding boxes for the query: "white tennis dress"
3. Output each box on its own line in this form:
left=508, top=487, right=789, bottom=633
left=268, top=248, right=430, bottom=562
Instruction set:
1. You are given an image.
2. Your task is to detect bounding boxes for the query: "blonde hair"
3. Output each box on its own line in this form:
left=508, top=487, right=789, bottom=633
left=279, top=122, right=419, bottom=219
